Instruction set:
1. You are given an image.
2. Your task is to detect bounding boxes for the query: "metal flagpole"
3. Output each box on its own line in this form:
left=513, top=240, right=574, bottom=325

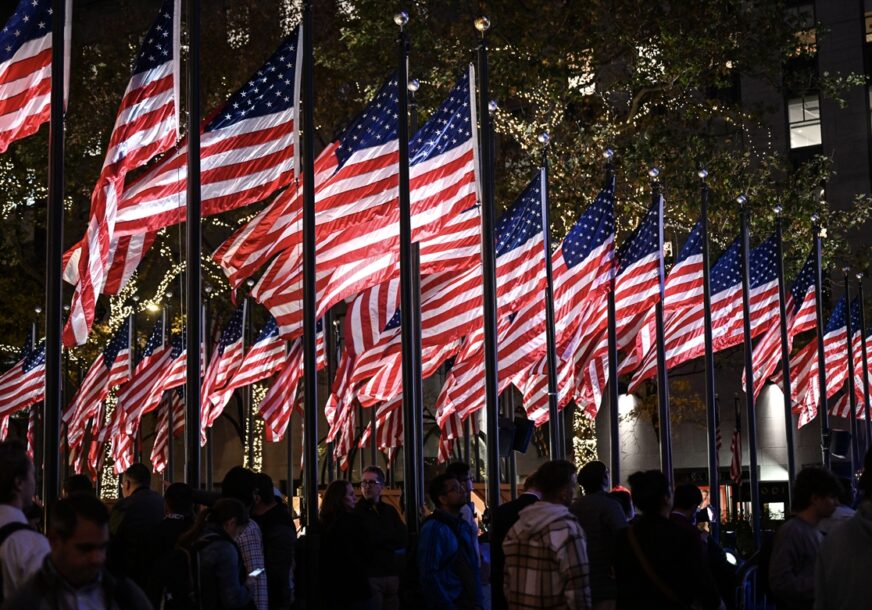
left=539, top=135, right=561, bottom=460
left=843, top=270, right=860, bottom=472
left=44, top=0, right=68, bottom=509
left=603, top=150, right=619, bottom=480
left=699, top=168, right=721, bottom=542
left=737, top=194, right=761, bottom=549
left=164, top=295, right=174, bottom=481
left=184, top=0, right=202, bottom=489
left=812, top=213, right=831, bottom=469
left=651, top=168, right=672, bottom=483
left=475, top=15, right=501, bottom=513
left=243, top=298, right=253, bottom=467
left=773, top=205, right=796, bottom=505
left=412, top=242, right=425, bottom=507
left=395, top=11, right=421, bottom=535
left=857, top=274, right=872, bottom=449
left=301, top=0, right=320, bottom=552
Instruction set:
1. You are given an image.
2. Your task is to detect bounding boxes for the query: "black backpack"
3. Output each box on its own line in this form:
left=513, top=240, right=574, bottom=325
left=160, top=533, right=221, bottom=610
left=0, top=522, right=34, bottom=603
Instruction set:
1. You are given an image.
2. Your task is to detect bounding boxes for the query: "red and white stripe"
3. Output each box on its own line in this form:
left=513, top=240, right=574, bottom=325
left=150, top=390, right=185, bottom=474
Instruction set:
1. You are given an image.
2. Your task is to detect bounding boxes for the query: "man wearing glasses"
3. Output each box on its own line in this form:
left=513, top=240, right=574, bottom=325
left=354, top=466, right=407, bottom=610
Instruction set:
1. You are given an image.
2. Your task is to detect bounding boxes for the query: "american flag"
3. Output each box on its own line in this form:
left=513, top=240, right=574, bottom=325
left=150, top=387, right=184, bottom=474
left=64, top=318, right=131, bottom=450
left=115, top=319, right=166, bottom=435
left=25, top=406, right=38, bottom=460
left=62, top=0, right=180, bottom=346
left=745, top=252, right=816, bottom=397
left=0, top=0, right=69, bottom=152
left=357, top=396, right=403, bottom=452
left=201, top=304, right=247, bottom=435
left=112, top=27, right=302, bottom=236
left=0, top=340, right=45, bottom=419
left=730, top=399, right=742, bottom=484
left=229, top=314, right=286, bottom=388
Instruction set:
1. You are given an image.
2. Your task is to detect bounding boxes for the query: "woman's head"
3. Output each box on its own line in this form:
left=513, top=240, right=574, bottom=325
left=207, top=498, right=248, bottom=539
left=627, top=470, right=671, bottom=516
left=319, top=480, right=355, bottom=525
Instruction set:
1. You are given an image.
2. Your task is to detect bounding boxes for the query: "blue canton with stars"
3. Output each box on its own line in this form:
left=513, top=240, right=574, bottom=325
left=617, top=198, right=660, bottom=273
left=789, top=252, right=816, bottom=314
left=561, top=178, right=615, bottom=269
left=215, top=306, right=245, bottom=356
left=138, top=319, right=164, bottom=364
left=675, top=220, right=703, bottom=265
left=18, top=328, right=33, bottom=360
left=205, top=27, right=299, bottom=133
left=825, top=297, right=847, bottom=334
left=334, top=76, right=399, bottom=170
left=409, top=71, right=473, bottom=166
left=0, top=0, right=53, bottom=64
left=749, top=235, right=778, bottom=290
left=710, top=236, right=742, bottom=294
left=849, top=298, right=862, bottom=336
left=170, top=329, right=186, bottom=359
left=384, top=308, right=401, bottom=332
left=253, top=316, right=279, bottom=344
left=131, top=0, right=176, bottom=75
left=102, top=320, right=130, bottom=370
left=23, top=340, right=45, bottom=373
left=495, top=175, right=545, bottom=258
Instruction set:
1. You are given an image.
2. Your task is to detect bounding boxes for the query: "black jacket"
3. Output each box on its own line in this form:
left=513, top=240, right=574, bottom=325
left=489, top=492, right=539, bottom=610
left=318, top=511, right=373, bottom=608
left=353, top=498, right=407, bottom=578
left=108, top=486, right=165, bottom=588
left=252, top=503, right=297, bottom=610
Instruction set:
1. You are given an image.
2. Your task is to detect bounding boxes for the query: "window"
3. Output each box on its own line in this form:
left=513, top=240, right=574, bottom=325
left=787, top=95, right=821, bottom=149
left=785, top=4, right=816, bottom=55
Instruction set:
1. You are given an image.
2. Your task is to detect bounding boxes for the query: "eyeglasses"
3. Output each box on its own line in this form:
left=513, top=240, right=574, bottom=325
left=360, top=480, right=382, bottom=487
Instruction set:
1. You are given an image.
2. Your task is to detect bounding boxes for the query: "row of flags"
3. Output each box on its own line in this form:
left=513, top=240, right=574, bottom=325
left=1, top=0, right=869, bottom=476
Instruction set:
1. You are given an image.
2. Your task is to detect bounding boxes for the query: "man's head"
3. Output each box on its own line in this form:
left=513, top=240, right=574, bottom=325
left=62, top=474, right=95, bottom=498
left=577, top=461, right=609, bottom=495
left=445, top=462, right=472, bottom=501
left=672, top=483, right=703, bottom=519
left=164, top=482, right=194, bottom=516
left=0, top=440, right=35, bottom=509
left=793, top=466, right=841, bottom=520
left=522, top=471, right=540, bottom=494
left=535, top=460, right=578, bottom=507
left=361, top=465, right=386, bottom=502
left=48, top=494, right=110, bottom=587
left=428, top=474, right=466, bottom=513
left=120, top=463, right=150, bottom=498
left=221, top=466, right=256, bottom=510
left=253, top=473, right=278, bottom=510
left=627, top=470, right=672, bottom=517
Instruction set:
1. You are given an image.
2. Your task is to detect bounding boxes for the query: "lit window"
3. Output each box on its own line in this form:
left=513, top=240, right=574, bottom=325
left=787, top=95, right=821, bottom=149
left=786, top=4, right=816, bottom=54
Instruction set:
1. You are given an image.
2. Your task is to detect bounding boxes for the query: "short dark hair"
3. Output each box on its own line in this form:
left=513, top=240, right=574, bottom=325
left=428, top=473, right=458, bottom=507
left=673, top=484, right=703, bottom=511
left=793, top=467, right=842, bottom=511
left=577, top=461, right=607, bottom=494
left=221, top=466, right=256, bottom=507
left=535, top=460, right=577, bottom=498
left=445, top=462, right=470, bottom=480
left=0, top=440, right=31, bottom=503
left=123, top=463, right=151, bottom=488
left=207, top=498, right=248, bottom=528
left=522, top=472, right=540, bottom=492
left=50, top=493, right=109, bottom=540
left=253, top=473, right=277, bottom=504
left=63, top=474, right=95, bottom=497
left=363, top=465, right=385, bottom=484
left=165, top=483, right=194, bottom=515
left=627, top=470, right=670, bottom=515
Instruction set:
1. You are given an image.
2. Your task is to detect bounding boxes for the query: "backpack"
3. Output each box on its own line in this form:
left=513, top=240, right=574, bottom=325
left=160, top=533, right=221, bottom=610
left=0, top=521, right=34, bottom=603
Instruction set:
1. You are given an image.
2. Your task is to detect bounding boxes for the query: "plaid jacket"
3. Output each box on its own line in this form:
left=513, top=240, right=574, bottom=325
left=503, top=502, right=592, bottom=609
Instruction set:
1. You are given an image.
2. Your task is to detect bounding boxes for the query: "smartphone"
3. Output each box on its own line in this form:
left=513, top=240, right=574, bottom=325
left=248, top=568, right=265, bottom=578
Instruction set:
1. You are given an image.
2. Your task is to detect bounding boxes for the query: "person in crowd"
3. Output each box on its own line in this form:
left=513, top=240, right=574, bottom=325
left=670, top=483, right=706, bottom=558
left=608, top=487, right=635, bottom=522
left=353, top=465, right=406, bottom=610
left=176, top=497, right=255, bottom=610
left=251, top=473, right=296, bottom=610
left=570, top=461, right=626, bottom=609
left=108, top=462, right=164, bottom=588
left=815, top=449, right=872, bottom=610
left=490, top=472, right=541, bottom=610
left=503, top=460, right=591, bottom=610
left=2, top=493, right=151, bottom=610
left=817, top=478, right=855, bottom=536
left=0, top=439, right=50, bottom=602
left=418, top=473, right=483, bottom=610
left=318, top=480, right=373, bottom=610
left=146, top=482, right=196, bottom=606
left=221, top=466, right=268, bottom=610
left=614, top=470, right=723, bottom=610
left=769, top=466, right=841, bottom=610
left=61, top=474, right=95, bottom=498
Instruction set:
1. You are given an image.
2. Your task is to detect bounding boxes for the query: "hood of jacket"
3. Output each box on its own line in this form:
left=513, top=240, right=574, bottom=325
left=511, top=501, right=574, bottom=537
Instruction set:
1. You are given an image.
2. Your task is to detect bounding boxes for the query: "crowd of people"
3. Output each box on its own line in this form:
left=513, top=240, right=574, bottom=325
left=0, top=435, right=869, bottom=609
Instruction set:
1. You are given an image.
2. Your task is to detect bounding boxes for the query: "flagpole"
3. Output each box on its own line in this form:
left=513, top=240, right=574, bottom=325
left=475, top=15, right=502, bottom=513
left=857, top=273, right=872, bottom=449
left=843, top=270, right=860, bottom=472
left=44, top=0, right=68, bottom=509
left=412, top=242, right=425, bottom=507
left=603, top=150, right=619, bottom=480
left=184, top=0, right=202, bottom=489
left=737, top=194, right=761, bottom=549
left=539, top=134, right=561, bottom=460
left=774, top=205, right=796, bottom=503
left=650, top=168, right=672, bottom=483
left=812, top=213, right=831, bottom=469
left=301, top=0, right=320, bottom=554
left=396, top=11, right=422, bottom=534
left=243, top=296, right=254, bottom=467
left=699, top=168, right=721, bottom=542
